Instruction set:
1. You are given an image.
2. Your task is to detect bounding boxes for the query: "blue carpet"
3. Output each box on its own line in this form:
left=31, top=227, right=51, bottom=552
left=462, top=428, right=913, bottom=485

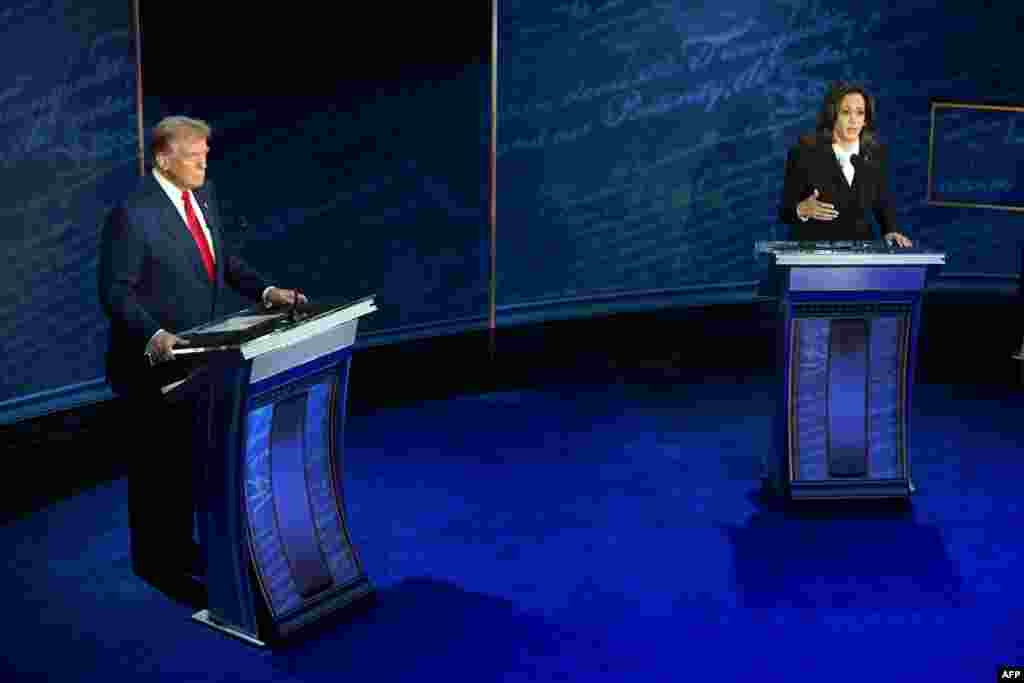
left=2, top=376, right=1021, bottom=681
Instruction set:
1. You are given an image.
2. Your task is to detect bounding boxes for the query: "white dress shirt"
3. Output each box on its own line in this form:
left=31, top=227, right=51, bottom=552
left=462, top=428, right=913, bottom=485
left=833, top=139, right=859, bottom=187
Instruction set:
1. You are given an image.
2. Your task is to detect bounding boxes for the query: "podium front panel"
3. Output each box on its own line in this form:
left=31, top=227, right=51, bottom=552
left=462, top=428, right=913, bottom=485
left=241, top=356, right=367, bottom=632
left=789, top=311, right=909, bottom=485
left=789, top=311, right=910, bottom=482
left=789, top=266, right=926, bottom=292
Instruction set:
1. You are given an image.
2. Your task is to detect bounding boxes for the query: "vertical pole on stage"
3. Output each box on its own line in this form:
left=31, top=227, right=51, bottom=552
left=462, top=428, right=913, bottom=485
left=488, top=0, right=498, bottom=359
left=132, top=0, right=145, bottom=177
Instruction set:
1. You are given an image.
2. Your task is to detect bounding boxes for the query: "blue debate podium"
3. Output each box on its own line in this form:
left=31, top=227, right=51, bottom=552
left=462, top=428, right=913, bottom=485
left=164, top=295, right=377, bottom=645
left=757, top=242, right=945, bottom=500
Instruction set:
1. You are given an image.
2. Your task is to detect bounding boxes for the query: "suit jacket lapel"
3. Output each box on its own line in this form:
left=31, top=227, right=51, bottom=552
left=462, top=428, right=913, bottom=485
left=192, top=187, right=222, bottom=283
left=854, top=154, right=872, bottom=208
left=149, top=176, right=216, bottom=286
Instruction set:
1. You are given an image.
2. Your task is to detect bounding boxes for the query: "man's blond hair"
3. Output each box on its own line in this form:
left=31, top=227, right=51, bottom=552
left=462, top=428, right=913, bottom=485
left=150, top=116, right=212, bottom=161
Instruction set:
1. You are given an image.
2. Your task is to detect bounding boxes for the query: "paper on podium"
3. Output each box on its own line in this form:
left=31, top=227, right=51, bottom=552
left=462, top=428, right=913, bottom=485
left=199, top=312, right=286, bottom=333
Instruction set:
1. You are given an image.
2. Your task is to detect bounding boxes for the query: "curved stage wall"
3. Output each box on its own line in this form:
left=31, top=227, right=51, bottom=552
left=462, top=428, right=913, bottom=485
left=3, top=0, right=1024, bottom=422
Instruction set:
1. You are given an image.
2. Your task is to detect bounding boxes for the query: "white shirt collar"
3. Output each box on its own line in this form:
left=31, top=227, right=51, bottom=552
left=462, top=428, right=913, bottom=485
left=152, top=169, right=207, bottom=213
left=151, top=168, right=212, bottom=241
left=152, top=168, right=189, bottom=201
left=833, top=139, right=860, bottom=160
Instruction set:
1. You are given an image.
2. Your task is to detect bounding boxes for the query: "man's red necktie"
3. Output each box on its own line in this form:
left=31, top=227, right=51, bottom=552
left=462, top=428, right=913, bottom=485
left=182, top=190, right=215, bottom=282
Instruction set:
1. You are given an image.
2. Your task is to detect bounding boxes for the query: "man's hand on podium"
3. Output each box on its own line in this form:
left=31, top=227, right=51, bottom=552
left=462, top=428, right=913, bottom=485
left=147, top=330, right=189, bottom=365
left=266, top=287, right=308, bottom=308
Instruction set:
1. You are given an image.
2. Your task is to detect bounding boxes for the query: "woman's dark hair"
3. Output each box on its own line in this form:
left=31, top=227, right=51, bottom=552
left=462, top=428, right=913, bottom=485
left=798, top=81, right=880, bottom=148
left=802, top=82, right=878, bottom=148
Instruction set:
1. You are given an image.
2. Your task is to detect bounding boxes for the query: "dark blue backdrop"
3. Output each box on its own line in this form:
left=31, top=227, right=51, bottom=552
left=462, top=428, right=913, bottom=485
left=497, top=0, right=1024, bottom=310
left=0, top=0, right=137, bottom=407
left=141, top=66, right=490, bottom=341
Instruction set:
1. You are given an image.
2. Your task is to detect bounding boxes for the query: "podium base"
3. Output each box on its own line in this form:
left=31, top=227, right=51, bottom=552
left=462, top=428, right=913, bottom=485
left=788, top=479, right=913, bottom=500
left=191, top=609, right=266, bottom=648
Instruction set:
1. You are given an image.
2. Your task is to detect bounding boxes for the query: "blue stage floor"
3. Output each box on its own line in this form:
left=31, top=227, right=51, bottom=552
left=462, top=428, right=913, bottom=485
left=2, top=375, right=1021, bottom=681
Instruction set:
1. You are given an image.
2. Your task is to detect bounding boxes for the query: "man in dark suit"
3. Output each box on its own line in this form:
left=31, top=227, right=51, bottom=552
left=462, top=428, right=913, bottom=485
left=779, top=82, right=913, bottom=246
left=99, top=116, right=305, bottom=599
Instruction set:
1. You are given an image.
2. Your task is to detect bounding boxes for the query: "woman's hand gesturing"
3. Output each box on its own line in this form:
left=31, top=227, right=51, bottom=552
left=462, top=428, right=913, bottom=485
left=797, top=189, right=838, bottom=221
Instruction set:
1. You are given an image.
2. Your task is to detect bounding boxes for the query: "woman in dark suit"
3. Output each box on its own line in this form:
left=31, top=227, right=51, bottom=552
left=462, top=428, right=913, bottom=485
left=779, top=82, right=913, bottom=246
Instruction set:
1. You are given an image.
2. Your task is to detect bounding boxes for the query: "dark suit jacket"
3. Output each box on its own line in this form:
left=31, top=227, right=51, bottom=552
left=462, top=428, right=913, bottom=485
left=99, top=174, right=270, bottom=396
left=779, top=135, right=900, bottom=241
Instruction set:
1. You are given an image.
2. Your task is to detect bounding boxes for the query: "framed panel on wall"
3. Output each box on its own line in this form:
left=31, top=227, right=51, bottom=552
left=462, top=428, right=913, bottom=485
left=928, top=101, right=1024, bottom=212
